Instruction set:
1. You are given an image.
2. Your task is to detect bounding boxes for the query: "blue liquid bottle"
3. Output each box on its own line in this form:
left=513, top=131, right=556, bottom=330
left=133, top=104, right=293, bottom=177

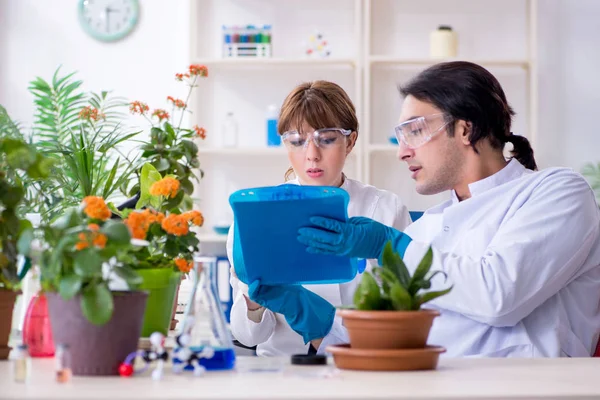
left=172, top=256, right=235, bottom=373
left=266, top=104, right=280, bottom=146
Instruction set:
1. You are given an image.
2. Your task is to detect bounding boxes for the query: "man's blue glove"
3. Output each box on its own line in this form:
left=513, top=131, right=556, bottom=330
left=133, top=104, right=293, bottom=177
left=248, top=280, right=335, bottom=344
left=297, top=216, right=412, bottom=260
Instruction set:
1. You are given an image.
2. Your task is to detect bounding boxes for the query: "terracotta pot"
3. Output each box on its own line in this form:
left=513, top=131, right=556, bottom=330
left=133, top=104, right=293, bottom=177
left=0, top=289, right=19, bottom=360
left=337, top=309, right=440, bottom=349
left=47, top=291, right=148, bottom=376
left=327, top=343, right=445, bottom=371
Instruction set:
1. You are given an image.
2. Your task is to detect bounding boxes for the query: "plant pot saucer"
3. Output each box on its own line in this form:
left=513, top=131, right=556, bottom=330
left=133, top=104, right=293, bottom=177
left=0, top=346, right=11, bottom=360
left=326, top=343, right=445, bottom=371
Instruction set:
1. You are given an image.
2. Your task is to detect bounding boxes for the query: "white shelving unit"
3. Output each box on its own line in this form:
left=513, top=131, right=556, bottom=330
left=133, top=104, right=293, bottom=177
left=189, top=0, right=538, bottom=243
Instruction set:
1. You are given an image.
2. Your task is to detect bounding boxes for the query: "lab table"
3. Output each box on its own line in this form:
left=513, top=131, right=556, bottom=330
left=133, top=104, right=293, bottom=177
left=1, top=356, right=599, bottom=399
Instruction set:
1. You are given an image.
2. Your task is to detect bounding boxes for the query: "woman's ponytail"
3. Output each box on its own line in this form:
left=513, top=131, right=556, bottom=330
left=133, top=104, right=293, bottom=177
left=507, top=134, right=537, bottom=171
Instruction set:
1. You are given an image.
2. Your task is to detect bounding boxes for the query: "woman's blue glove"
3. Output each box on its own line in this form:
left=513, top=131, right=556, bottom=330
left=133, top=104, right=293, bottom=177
left=248, top=280, right=335, bottom=344
left=297, top=216, right=412, bottom=260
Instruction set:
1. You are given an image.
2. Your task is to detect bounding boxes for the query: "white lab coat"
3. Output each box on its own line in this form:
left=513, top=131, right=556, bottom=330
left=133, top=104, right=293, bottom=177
left=399, top=159, right=600, bottom=357
left=227, top=177, right=411, bottom=356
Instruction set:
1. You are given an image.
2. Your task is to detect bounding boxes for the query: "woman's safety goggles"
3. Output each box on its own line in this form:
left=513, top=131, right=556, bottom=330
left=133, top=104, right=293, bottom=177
left=281, top=128, right=352, bottom=152
left=394, top=113, right=451, bottom=149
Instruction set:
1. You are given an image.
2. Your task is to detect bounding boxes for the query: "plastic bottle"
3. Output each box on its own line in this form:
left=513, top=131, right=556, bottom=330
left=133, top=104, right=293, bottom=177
left=13, top=344, right=29, bottom=383
left=266, top=104, right=280, bottom=146
left=430, top=25, right=458, bottom=59
left=221, top=112, right=238, bottom=148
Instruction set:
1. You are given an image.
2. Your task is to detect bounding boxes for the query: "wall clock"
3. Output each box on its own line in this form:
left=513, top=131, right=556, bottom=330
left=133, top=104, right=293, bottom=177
left=78, top=0, right=140, bottom=42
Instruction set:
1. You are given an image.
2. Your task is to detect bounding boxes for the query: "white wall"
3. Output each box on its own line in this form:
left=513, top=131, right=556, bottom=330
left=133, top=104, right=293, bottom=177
left=0, top=0, right=191, bottom=135
left=1, top=0, right=599, bottom=171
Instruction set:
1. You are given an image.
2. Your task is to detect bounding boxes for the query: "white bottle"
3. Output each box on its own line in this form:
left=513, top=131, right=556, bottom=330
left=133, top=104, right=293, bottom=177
left=430, top=26, right=458, bottom=59
left=221, top=112, right=238, bottom=148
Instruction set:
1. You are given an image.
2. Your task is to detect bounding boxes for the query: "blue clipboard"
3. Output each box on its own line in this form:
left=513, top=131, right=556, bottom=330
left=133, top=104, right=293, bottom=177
left=229, top=184, right=357, bottom=286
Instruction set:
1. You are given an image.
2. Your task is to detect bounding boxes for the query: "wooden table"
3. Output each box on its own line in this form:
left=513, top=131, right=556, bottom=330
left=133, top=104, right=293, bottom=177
left=1, top=356, right=600, bottom=399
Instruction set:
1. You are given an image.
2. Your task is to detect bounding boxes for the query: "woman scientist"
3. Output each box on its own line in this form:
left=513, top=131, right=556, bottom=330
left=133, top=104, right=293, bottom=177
left=298, top=62, right=600, bottom=357
left=226, top=80, right=412, bottom=356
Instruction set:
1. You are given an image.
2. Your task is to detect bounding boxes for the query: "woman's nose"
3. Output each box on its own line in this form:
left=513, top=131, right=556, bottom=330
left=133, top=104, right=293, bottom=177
left=305, top=139, right=321, bottom=161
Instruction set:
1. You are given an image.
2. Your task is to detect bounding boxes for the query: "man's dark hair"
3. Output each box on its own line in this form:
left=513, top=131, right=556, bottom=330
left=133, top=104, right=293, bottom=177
left=399, top=61, right=537, bottom=170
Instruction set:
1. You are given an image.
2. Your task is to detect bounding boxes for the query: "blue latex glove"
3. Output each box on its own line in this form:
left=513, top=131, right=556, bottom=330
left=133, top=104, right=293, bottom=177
left=248, top=280, right=335, bottom=344
left=297, top=216, right=412, bottom=260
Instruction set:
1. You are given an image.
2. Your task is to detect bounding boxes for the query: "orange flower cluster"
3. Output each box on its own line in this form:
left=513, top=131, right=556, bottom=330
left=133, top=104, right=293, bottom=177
left=125, top=209, right=165, bottom=240
left=175, top=72, right=191, bottom=81
left=193, top=125, right=206, bottom=139
left=75, top=223, right=107, bottom=251
left=82, top=196, right=111, bottom=221
left=149, top=177, right=180, bottom=198
left=182, top=210, right=204, bottom=226
left=130, top=101, right=150, bottom=115
left=152, top=109, right=170, bottom=121
left=189, top=64, right=208, bottom=77
left=174, top=257, right=193, bottom=273
left=166, top=96, right=186, bottom=109
left=78, top=106, right=104, bottom=121
left=161, top=214, right=189, bottom=236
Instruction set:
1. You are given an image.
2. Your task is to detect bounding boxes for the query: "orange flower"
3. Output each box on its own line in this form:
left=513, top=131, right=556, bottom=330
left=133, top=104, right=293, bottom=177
left=175, top=72, right=191, bottom=81
left=125, top=209, right=166, bottom=240
left=78, top=106, right=104, bottom=121
left=193, top=125, right=206, bottom=139
left=189, top=64, right=208, bottom=77
left=149, top=177, right=180, bottom=198
left=152, top=109, right=170, bottom=121
left=161, top=214, right=189, bottom=236
left=82, top=196, right=111, bottom=221
left=175, top=257, right=193, bottom=273
left=183, top=210, right=204, bottom=226
left=166, top=96, right=186, bottom=109
left=129, top=101, right=149, bottom=115
left=75, top=226, right=107, bottom=250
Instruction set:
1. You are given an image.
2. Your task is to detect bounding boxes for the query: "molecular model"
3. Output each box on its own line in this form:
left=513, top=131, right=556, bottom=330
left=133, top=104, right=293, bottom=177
left=305, top=31, right=331, bottom=58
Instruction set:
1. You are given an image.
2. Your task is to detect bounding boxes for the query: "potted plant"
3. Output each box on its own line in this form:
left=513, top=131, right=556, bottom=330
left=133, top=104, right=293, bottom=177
left=39, top=197, right=147, bottom=375
left=119, top=163, right=203, bottom=337
left=329, top=242, right=452, bottom=371
left=0, top=133, right=51, bottom=359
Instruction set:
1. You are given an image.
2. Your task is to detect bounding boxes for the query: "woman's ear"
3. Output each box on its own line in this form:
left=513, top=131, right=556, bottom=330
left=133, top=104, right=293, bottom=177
left=346, top=131, right=358, bottom=154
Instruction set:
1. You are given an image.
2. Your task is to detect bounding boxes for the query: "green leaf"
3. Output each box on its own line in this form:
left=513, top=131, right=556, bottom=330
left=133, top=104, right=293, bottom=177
left=163, top=189, right=184, bottom=210
left=154, top=158, right=170, bottom=172
left=100, top=220, right=131, bottom=245
left=180, top=178, right=194, bottom=195
left=381, top=241, right=410, bottom=287
left=390, top=283, right=413, bottom=311
left=16, top=226, right=34, bottom=256
left=408, top=247, right=434, bottom=295
left=113, top=265, right=142, bottom=288
left=415, top=287, right=453, bottom=308
left=59, top=274, right=83, bottom=300
left=353, top=271, right=382, bottom=310
left=73, top=249, right=103, bottom=277
left=81, top=283, right=113, bottom=325
left=136, top=163, right=162, bottom=209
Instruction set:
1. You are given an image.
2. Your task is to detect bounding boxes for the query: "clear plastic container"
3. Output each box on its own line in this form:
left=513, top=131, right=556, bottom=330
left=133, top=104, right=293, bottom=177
left=266, top=104, right=280, bottom=146
left=221, top=112, right=238, bottom=148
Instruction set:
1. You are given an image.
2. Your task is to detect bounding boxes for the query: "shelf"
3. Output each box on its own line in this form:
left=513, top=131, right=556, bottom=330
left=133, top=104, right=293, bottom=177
left=198, top=233, right=228, bottom=243
left=198, top=147, right=287, bottom=156
left=192, top=58, right=356, bottom=69
left=369, top=56, right=530, bottom=69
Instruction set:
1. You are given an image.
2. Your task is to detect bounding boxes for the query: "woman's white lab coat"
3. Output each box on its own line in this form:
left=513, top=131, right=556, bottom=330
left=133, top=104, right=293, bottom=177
left=401, top=159, right=600, bottom=357
left=227, top=177, right=411, bottom=356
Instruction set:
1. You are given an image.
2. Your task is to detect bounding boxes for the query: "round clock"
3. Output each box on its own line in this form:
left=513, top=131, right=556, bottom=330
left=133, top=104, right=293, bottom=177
left=78, top=0, right=140, bottom=42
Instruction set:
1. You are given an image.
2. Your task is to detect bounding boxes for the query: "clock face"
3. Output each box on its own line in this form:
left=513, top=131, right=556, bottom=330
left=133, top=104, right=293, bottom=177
left=78, top=0, right=140, bottom=42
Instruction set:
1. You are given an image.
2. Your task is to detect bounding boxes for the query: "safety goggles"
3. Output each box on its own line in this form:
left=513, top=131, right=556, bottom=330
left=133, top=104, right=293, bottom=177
left=281, top=128, right=352, bottom=152
left=394, top=113, right=451, bottom=149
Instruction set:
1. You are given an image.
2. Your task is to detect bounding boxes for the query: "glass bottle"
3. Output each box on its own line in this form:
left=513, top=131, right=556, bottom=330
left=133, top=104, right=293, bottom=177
left=55, top=344, right=72, bottom=383
left=174, top=256, right=236, bottom=371
left=13, top=344, right=29, bottom=383
left=22, top=293, right=55, bottom=357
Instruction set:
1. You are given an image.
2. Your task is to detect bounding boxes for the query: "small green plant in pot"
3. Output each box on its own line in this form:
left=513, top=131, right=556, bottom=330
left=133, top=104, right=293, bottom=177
left=118, top=163, right=203, bottom=337
left=39, top=197, right=148, bottom=375
left=337, top=242, right=452, bottom=350
left=0, top=135, right=52, bottom=359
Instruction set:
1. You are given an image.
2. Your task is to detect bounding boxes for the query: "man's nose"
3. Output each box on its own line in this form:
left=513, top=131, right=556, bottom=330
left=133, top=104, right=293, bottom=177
left=397, top=139, right=414, bottom=161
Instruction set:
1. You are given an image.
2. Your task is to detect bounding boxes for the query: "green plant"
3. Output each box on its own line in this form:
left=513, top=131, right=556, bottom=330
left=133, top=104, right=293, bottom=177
left=26, top=67, right=140, bottom=220
left=353, top=242, right=453, bottom=311
left=118, top=163, right=202, bottom=274
left=127, top=64, right=209, bottom=211
left=39, top=196, right=141, bottom=325
left=0, top=137, right=52, bottom=290
left=582, top=162, right=600, bottom=203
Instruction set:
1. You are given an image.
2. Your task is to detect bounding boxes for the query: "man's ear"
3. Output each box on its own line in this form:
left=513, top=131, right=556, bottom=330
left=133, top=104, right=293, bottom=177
left=346, top=131, right=358, bottom=154
left=455, top=120, right=471, bottom=146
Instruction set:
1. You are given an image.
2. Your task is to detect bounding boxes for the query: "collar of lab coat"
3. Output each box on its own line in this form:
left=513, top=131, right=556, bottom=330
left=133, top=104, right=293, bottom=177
left=451, top=158, right=526, bottom=204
